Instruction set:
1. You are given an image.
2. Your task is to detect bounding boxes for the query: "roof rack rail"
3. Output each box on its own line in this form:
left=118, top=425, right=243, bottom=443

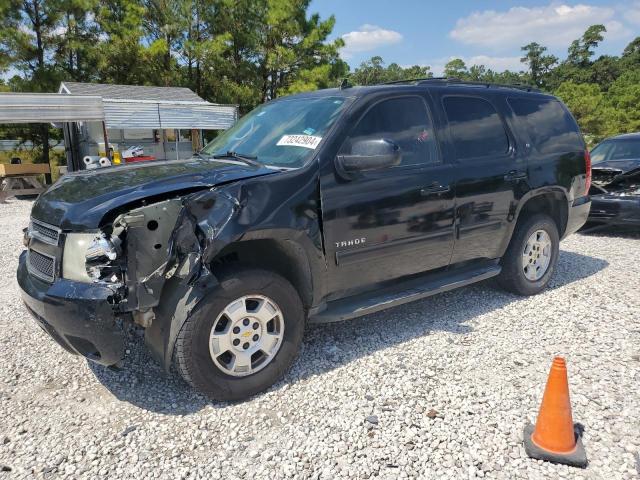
left=382, top=77, right=448, bottom=85
left=381, top=77, right=541, bottom=92
left=419, top=78, right=541, bottom=92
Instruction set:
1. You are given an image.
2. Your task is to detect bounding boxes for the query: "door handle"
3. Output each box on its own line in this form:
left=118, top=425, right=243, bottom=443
left=504, top=170, right=527, bottom=181
left=420, top=182, right=450, bottom=196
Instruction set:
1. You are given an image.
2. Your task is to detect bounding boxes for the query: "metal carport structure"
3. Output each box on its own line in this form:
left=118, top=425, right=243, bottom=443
left=0, top=84, right=238, bottom=172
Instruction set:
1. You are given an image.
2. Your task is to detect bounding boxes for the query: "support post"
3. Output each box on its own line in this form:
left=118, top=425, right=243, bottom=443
left=102, top=121, right=111, bottom=160
left=191, top=129, right=201, bottom=152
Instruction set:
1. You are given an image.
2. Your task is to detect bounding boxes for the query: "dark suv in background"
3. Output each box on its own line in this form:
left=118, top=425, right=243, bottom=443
left=18, top=79, right=591, bottom=401
left=588, top=132, right=640, bottom=227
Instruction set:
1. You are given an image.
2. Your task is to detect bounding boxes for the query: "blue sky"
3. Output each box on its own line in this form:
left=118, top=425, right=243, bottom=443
left=310, top=0, right=640, bottom=74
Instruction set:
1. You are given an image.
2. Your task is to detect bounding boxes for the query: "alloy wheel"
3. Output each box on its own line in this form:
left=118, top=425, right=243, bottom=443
left=208, top=295, right=285, bottom=377
left=522, top=229, right=552, bottom=281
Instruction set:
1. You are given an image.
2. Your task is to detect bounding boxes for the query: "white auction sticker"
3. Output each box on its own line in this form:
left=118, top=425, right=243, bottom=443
left=276, top=134, right=322, bottom=149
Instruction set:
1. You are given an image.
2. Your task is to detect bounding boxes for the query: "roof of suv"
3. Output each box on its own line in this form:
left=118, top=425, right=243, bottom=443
left=282, top=78, right=555, bottom=101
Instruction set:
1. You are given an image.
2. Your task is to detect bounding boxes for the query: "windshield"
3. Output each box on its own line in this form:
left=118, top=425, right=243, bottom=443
left=591, top=139, right=640, bottom=164
left=202, top=96, right=350, bottom=168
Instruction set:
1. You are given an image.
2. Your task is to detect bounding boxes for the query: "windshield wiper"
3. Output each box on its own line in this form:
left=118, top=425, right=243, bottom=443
left=212, top=151, right=262, bottom=168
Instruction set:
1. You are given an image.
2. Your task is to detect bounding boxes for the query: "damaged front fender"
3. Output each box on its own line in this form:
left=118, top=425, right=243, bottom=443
left=139, top=173, right=325, bottom=371
left=144, top=269, right=220, bottom=370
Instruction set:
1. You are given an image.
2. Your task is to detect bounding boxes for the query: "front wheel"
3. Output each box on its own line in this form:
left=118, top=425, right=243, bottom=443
left=497, top=214, right=560, bottom=296
left=173, top=268, right=305, bottom=401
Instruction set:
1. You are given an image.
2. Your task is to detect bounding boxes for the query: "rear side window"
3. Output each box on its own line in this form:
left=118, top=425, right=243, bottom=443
left=341, top=96, right=439, bottom=167
left=443, top=96, right=510, bottom=160
left=508, top=97, right=583, bottom=154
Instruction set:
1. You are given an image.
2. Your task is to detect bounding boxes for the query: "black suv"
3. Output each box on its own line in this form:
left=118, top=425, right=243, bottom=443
left=588, top=133, right=640, bottom=226
left=18, top=80, right=591, bottom=401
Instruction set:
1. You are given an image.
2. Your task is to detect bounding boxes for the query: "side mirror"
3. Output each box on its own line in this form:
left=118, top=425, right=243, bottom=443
left=337, top=138, right=401, bottom=173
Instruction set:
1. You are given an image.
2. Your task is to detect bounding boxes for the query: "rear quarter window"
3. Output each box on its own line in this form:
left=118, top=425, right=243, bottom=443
left=508, top=97, right=584, bottom=154
left=442, top=96, right=510, bottom=160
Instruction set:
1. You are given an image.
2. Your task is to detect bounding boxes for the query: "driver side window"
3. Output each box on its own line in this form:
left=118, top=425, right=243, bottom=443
left=340, top=96, right=439, bottom=167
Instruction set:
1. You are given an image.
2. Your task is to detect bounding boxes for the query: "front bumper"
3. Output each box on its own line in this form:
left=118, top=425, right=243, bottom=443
left=17, top=251, right=126, bottom=366
left=588, top=194, right=640, bottom=226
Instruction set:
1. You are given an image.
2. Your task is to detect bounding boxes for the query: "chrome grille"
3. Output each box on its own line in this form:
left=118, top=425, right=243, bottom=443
left=29, top=219, right=61, bottom=246
left=28, top=249, right=56, bottom=283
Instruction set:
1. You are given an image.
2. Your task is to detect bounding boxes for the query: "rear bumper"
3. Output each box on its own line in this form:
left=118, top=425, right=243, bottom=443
left=563, top=196, right=591, bottom=238
left=17, top=251, right=126, bottom=366
left=588, top=194, right=640, bottom=226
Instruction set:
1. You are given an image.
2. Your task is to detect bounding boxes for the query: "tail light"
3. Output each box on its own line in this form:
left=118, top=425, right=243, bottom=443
left=584, top=149, right=592, bottom=195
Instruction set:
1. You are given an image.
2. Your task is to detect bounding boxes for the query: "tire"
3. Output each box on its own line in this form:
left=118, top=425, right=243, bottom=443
left=497, top=213, right=560, bottom=296
left=173, top=268, right=305, bottom=401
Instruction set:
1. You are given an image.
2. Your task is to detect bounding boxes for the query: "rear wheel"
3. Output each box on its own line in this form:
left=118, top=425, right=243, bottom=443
left=173, top=268, right=305, bottom=401
left=497, top=214, right=560, bottom=296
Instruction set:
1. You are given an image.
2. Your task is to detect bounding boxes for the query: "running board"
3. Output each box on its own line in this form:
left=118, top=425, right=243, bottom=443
left=309, top=264, right=501, bottom=324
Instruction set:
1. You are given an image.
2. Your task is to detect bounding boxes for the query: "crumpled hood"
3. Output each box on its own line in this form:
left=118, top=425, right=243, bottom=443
left=30, top=158, right=276, bottom=230
left=591, top=158, right=640, bottom=196
left=591, top=158, right=640, bottom=175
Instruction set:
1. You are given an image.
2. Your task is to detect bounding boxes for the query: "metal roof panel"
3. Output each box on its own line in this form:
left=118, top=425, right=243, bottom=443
left=61, top=82, right=206, bottom=103
left=158, top=103, right=237, bottom=129
left=0, top=93, right=104, bottom=123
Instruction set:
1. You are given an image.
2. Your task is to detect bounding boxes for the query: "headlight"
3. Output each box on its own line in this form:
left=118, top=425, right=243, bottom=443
left=62, top=233, right=95, bottom=282
left=63, top=233, right=121, bottom=283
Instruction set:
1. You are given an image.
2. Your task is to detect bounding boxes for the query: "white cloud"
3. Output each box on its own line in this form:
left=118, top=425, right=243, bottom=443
left=450, top=4, right=630, bottom=51
left=341, top=24, right=403, bottom=59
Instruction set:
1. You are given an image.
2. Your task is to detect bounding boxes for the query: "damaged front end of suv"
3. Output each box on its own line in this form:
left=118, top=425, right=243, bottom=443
left=588, top=135, right=640, bottom=227
left=17, top=157, right=308, bottom=369
left=20, top=175, right=318, bottom=369
left=18, top=92, right=348, bottom=402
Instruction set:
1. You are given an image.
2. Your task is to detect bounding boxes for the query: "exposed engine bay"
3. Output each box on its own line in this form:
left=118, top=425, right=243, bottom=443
left=590, top=166, right=640, bottom=196
left=588, top=162, right=640, bottom=226
left=80, top=192, right=230, bottom=327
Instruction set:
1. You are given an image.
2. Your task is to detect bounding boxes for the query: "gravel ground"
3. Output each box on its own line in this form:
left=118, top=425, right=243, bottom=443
left=0, top=199, right=639, bottom=480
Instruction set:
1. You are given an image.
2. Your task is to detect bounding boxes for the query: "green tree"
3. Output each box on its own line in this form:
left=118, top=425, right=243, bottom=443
left=567, top=24, right=606, bottom=66
left=198, top=0, right=345, bottom=111
left=543, top=25, right=609, bottom=90
left=467, top=64, right=487, bottom=81
left=0, top=0, right=21, bottom=73
left=94, top=0, right=150, bottom=84
left=142, top=0, right=188, bottom=85
left=606, top=70, right=640, bottom=133
left=54, top=0, right=101, bottom=82
left=443, top=58, right=467, bottom=78
left=520, top=42, right=557, bottom=87
left=350, top=56, right=387, bottom=85
left=590, top=55, right=621, bottom=90
left=401, top=64, right=432, bottom=80
left=350, top=56, right=431, bottom=85
left=621, top=37, right=640, bottom=69
left=555, top=81, right=616, bottom=141
left=198, top=0, right=261, bottom=110
left=180, top=0, right=209, bottom=95
left=256, top=0, right=345, bottom=102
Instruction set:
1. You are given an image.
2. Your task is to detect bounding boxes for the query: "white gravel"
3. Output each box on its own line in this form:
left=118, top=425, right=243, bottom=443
left=1, top=199, right=639, bottom=479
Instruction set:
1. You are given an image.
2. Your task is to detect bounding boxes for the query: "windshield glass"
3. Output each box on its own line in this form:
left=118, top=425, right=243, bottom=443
left=202, top=96, right=349, bottom=168
left=591, top=139, right=640, bottom=164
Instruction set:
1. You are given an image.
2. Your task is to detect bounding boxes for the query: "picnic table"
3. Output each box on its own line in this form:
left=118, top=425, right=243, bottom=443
left=0, top=163, right=50, bottom=203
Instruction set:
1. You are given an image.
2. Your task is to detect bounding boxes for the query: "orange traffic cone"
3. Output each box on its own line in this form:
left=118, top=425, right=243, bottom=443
left=523, top=357, right=587, bottom=468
